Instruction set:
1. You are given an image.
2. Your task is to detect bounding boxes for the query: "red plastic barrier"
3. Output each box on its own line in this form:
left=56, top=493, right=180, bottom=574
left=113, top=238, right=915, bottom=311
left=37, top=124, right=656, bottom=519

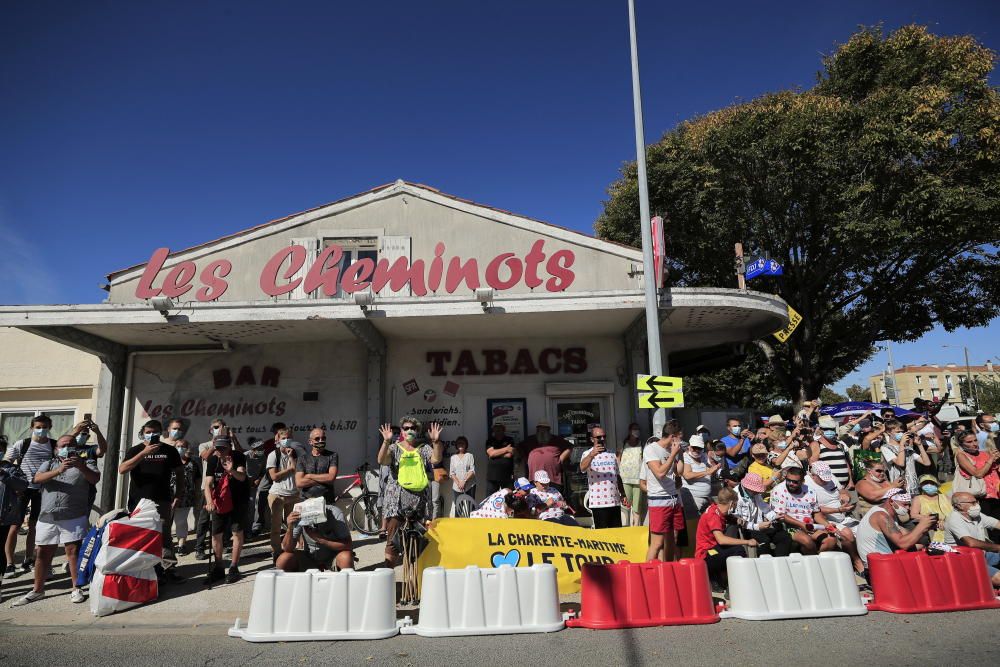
left=867, top=546, right=1000, bottom=614
left=567, top=559, right=719, bottom=629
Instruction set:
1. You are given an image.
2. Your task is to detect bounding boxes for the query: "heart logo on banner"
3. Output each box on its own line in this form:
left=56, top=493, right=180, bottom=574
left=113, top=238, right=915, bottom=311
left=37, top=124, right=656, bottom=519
left=491, top=549, right=521, bottom=568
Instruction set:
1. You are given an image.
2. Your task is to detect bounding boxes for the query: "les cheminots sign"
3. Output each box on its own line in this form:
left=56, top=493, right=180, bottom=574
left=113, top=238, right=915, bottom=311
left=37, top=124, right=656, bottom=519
left=132, top=240, right=577, bottom=302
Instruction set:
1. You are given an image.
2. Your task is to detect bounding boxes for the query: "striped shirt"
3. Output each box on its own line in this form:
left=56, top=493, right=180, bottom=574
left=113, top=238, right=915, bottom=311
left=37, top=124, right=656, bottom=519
left=817, top=442, right=852, bottom=487
left=3, top=438, right=56, bottom=490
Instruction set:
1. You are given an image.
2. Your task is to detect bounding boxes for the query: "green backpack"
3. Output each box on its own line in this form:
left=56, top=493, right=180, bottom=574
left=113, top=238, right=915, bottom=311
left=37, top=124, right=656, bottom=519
left=396, top=445, right=429, bottom=492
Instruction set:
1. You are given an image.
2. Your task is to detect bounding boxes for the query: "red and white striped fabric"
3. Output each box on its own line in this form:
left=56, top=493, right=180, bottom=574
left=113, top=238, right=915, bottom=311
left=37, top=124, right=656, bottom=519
left=90, top=498, right=162, bottom=617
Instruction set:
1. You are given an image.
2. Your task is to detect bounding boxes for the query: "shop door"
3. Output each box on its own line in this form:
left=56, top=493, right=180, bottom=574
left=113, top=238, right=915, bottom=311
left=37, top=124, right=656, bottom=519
left=551, top=398, right=609, bottom=514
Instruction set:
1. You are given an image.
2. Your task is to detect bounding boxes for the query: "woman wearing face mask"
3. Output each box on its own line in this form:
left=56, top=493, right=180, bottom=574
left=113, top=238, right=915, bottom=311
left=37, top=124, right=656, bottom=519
left=448, top=436, right=477, bottom=504
left=618, top=422, right=645, bottom=526
left=377, top=417, right=444, bottom=566
left=953, top=431, right=1000, bottom=518
left=911, top=474, right=951, bottom=543
left=881, top=420, right=930, bottom=495
left=170, top=441, right=201, bottom=555
left=855, top=459, right=903, bottom=517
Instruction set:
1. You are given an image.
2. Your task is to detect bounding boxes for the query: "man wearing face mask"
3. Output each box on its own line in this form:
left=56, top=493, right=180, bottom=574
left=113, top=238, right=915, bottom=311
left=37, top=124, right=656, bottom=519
left=295, top=428, right=338, bottom=500
left=809, top=416, right=855, bottom=490
left=194, top=418, right=230, bottom=559
left=946, top=492, right=1000, bottom=586
left=118, top=419, right=185, bottom=582
left=856, top=488, right=935, bottom=568
left=973, top=413, right=998, bottom=452
left=9, top=435, right=99, bottom=607
left=265, top=428, right=302, bottom=562
left=160, top=418, right=192, bottom=458
left=3, top=415, right=57, bottom=578
left=881, top=420, right=930, bottom=495
left=721, top=417, right=754, bottom=470
left=516, top=420, right=572, bottom=492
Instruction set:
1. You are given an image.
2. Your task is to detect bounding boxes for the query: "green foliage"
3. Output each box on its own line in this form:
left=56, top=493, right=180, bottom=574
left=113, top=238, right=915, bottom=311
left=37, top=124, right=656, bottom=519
left=846, top=383, right=873, bottom=402
left=598, top=25, right=1000, bottom=404
left=820, top=387, right=849, bottom=404
left=959, top=375, right=1000, bottom=414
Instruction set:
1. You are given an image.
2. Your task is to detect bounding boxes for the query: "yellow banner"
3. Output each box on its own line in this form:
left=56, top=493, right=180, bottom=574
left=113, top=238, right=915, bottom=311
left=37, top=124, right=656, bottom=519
left=772, top=304, right=802, bottom=342
left=417, top=518, right=648, bottom=594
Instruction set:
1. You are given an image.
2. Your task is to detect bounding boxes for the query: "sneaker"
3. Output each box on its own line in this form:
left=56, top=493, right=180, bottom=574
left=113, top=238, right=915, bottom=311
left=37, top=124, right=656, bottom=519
left=2, top=565, right=16, bottom=579
left=204, top=566, right=225, bottom=586
left=195, top=549, right=207, bottom=561
left=225, top=566, right=242, bottom=585
left=10, top=590, right=44, bottom=607
left=70, top=589, right=86, bottom=604
left=19, top=560, right=33, bottom=574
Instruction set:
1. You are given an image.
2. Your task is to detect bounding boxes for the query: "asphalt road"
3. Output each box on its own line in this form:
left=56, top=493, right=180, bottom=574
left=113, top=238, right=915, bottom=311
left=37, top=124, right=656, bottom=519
left=2, top=608, right=999, bottom=666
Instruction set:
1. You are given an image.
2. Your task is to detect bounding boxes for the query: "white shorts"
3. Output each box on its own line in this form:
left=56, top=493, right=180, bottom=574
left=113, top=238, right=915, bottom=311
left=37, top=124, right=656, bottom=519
left=35, top=516, right=89, bottom=546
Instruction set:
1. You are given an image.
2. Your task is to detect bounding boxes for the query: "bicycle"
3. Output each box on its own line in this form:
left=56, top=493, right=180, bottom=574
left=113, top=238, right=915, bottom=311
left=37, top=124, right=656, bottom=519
left=333, top=462, right=382, bottom=536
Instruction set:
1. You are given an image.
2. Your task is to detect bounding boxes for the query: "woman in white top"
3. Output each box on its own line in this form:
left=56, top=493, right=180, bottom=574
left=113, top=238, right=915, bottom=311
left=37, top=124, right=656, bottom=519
left=681, top=435, right=717, bottom=516
left=449, top=436, right=476, bottom=502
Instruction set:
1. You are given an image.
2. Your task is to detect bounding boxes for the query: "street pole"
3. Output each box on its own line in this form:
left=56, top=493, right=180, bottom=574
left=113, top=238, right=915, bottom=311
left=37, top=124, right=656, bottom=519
left=627, top=0, right=666, bottom=436
left=886, top=343, right=899, bottom=406
left=964, top=346, right=979, bottom=409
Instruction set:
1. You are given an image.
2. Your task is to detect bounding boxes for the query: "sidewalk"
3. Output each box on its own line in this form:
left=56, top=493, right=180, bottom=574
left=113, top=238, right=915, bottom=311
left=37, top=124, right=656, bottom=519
left=0, top=530, right=415, bottom=632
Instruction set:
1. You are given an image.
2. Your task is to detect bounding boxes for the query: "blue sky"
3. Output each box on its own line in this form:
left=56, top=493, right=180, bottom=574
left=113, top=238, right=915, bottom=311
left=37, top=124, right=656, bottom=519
left=2, top=1, right=997, bottom=392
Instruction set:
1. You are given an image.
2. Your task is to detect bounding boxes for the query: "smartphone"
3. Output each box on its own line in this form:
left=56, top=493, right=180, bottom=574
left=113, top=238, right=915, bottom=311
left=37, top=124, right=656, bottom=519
left=149, top=433, right=161, bottom=445
left=83, top=413, right=92, bottom=422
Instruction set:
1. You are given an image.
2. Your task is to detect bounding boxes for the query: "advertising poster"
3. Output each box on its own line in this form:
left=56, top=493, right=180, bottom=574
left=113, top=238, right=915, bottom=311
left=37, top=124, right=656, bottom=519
left=487, top=398, right=527, bottom=443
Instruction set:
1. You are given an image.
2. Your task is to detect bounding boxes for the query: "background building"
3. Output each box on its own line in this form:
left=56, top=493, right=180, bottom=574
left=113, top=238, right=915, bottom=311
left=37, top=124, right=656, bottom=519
left=870, top=361, right=998, bottom=407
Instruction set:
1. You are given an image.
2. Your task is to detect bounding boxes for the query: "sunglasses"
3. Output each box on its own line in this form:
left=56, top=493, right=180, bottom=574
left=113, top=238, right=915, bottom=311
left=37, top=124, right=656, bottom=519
left=593, top=436, right=606, bottom=442
left=871, top=468, right=886, bottom=473
left=402, top=426, right=417, bottom=432
left=313, top=439, right=327, bottom=444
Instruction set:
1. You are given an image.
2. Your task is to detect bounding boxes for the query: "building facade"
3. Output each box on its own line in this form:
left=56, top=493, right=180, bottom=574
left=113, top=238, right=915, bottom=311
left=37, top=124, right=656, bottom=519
left=0, top=181, right=789, bottom=513
left=870, top=362, right=998, bottom=407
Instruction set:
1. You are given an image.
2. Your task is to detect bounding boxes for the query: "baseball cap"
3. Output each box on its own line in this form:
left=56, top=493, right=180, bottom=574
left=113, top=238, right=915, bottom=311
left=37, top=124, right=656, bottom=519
left=536, top=419, right=551, bottom=428
left=688, top=435, right=705, bottom=449
left=750, top=443, right=767, bottom=455
left=882, top=488, right=911, bottom=502
left=810, top=461, right=834, bottom=482
left=514, top=477, right=533, bottom=491
left=533, top=470, right=551, bottom=485
left=741, top=472, right=766, bottom=494
left=696, top=424, right=709, bottom=432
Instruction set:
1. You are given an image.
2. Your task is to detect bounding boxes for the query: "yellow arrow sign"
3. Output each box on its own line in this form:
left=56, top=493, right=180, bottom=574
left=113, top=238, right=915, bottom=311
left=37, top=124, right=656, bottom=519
left=639, top=392, right=685, bottom=409
left=636, top=375, right=683, bottom=392
left=772, top=305, right=802, bottom=343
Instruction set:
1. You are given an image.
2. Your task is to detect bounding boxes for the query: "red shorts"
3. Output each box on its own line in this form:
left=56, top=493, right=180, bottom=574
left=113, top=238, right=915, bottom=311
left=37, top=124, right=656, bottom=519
left=648, top=504, right=685, bottom=534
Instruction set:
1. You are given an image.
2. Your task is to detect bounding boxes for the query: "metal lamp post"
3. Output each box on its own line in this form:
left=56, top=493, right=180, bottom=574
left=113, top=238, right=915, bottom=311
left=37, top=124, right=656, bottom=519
left=626, top=0, right=666, bottom=436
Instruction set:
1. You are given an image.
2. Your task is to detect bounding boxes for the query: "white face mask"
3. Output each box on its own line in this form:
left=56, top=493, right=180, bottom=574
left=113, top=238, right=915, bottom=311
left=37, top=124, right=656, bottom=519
left=968, top=504, right=982, bottom=519
left=630, top=429, right=640, bottom=438
left=893, top=504, right=911, bottom=523
left=212, top=426, right=222, bottom=436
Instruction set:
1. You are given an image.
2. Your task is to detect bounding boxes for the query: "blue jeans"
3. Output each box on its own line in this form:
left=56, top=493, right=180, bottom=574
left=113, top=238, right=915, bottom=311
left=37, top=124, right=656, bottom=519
left=984, top=550, right=1000, bottom=578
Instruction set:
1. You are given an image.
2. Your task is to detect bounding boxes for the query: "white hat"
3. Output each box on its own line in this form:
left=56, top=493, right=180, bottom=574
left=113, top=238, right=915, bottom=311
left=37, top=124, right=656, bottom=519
left=533, top=470, right=551, bottom=484
left=688, top=435, right=705, bottom=448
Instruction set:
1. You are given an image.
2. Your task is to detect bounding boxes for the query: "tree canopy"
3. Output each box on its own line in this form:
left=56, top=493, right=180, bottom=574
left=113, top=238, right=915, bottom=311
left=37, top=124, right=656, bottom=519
left=597, top=25, right=1000, bottom=405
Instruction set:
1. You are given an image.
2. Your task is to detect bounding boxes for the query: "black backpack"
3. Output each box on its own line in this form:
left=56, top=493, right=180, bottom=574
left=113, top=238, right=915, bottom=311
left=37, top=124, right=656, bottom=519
left=0, top=440, right=31, bottom=526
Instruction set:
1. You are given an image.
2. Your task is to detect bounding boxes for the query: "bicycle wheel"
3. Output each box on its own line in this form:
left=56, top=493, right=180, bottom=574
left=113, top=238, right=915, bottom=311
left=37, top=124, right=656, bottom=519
left=350, top=492, right=381, bottom=536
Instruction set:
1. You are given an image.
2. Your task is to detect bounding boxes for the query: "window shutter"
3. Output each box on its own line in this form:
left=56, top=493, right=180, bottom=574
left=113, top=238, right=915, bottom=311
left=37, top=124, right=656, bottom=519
left=378, top=235, right=411, bottom=296
left=291, top=237, right=319, bottom=300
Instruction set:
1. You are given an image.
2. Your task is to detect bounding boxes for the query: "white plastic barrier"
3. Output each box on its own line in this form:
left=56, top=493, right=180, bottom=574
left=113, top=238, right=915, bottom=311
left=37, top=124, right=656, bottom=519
left=721, top=552, right=867, bottom=620
left=229, top=568, right=400, bottom=642
left=400, top=564, right=565, bottom=637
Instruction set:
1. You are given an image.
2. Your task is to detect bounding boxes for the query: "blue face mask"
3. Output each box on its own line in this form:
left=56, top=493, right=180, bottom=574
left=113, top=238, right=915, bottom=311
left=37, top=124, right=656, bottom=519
left=169, top=429, right=183, bottom=440
left=921, top=484, right=939, bottom=496
left=33, top=428, right=49, bottom=439
left=730, top=426, right=741, bottom=436
left=991, top=423, right=999, bottom=433
left=893, top=432, right=904, bottom=442
left=56, top=447, right=70, bottom=458
left=851, top=424, right=861, bottom=434
left=822, top=429, right=837, bottom=440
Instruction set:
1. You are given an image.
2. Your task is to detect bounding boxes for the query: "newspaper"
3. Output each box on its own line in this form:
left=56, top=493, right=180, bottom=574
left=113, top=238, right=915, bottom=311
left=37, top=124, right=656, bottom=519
left=294, top=496, right=328, bottom=527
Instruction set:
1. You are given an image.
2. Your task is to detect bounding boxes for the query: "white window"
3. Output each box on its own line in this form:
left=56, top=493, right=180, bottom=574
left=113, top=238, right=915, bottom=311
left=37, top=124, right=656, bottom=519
left=1, top=409, right=76, bottom=446
left=322, top=237, right=379, bottom=298
left=928, top=375, right=939, bottom=389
